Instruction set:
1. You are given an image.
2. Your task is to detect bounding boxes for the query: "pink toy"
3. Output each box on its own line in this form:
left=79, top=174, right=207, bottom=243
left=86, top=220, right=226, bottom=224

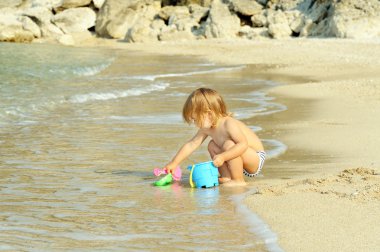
left=153, top=166, right=182, bottom=181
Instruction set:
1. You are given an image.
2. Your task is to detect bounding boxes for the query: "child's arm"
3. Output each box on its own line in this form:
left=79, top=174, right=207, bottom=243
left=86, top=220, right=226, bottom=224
left=213, top=119, right=248, bottom=167
left=165, top=130, right=208, bottom=173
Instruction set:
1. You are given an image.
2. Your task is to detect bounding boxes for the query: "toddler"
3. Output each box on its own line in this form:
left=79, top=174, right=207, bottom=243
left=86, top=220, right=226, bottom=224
left=165, top=88, right=265, bottom=186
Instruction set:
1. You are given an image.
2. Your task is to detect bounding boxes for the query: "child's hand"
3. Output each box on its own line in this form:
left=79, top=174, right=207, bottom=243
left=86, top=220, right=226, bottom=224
left=213, top=154, right=225, bottom=167
left=164, top=163, right=176, bottom=174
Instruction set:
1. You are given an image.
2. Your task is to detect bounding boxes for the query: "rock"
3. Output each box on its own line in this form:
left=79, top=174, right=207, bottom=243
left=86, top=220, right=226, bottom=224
left=0, top=12, right=35, bottom=42
left=229, top=0, right=263, bottom=16
left=96, top=0, right=155, bottom=39
left=296, top=0, right=331, bottom=24
left=299, top=18, right=315, bottom=37
left=18, top=0, right=63, bottom=10
left=159, top=28, right=195, bottom=41
left=329, top=0, right=380, bottom=39
left=188, top=4, right=209, bottom=23
left=238, top=25, right=269, bottom=39
left=58, top=33, right=75, bottom=45
left=204, top=0, right=240, bottom=39
left=151, top=18, right=166, bottom=31
left=52, top=7, right=96, bottom=33
left=60, top=0, right=92, bottom=9
left=308, top=18, right=329, bottom=37
left=256, top=0, right=267, bottom=6
left=93, top=0, right=106, bottom=9
left=22, top=6, right=64, bottom=38
left=267, top=10, right=291, bottom=38
left=158, top=6, right=189, bottom=21
left=287, top=10, right=303, bottom=33
left=268, top=0, right=304, bottom=11
left=251, top=10, right=267, bottom=27
left=126, top=17, right=158, bottom=43
left=167, top=0, right=211, bottom=8
left=0, top=0, right=22, bottom=8
left=20, top=15, right=41, bottom=38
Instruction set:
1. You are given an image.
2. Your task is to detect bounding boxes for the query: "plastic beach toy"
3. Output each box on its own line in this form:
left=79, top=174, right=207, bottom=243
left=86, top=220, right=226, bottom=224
left=189, top=164, right=195, bottom=188
left=187, top=161, right=219, bottom=188
left=153, top=166, right=182, bottom=181
left=153, top=173, right=173, bottom=186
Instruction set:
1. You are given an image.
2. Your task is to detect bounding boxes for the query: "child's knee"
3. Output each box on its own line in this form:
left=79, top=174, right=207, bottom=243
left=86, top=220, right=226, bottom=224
left=222, top=140, right=235, bottom=151
left=207, top=140, right=217, bottom=153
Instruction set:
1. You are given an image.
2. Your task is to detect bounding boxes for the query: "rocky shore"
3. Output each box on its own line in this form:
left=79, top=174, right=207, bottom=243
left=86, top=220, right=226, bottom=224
left=1, top=0, right=379, bottom=45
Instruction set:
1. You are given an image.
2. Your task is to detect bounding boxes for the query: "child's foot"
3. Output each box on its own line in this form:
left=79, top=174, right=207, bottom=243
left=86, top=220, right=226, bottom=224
left=218, top=177, right=231, bottom=184
left=222, top=180, right=247, bottom=187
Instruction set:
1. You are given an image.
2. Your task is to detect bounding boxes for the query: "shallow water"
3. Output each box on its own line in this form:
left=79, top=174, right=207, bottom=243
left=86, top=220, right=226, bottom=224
left=0, top=43, right=285, bottom=251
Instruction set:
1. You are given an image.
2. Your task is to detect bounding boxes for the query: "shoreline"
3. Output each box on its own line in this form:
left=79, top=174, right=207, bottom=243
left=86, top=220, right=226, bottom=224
left=70, top=38, right=380, bottom=251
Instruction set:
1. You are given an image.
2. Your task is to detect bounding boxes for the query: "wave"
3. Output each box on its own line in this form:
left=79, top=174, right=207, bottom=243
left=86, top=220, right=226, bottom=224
left=48, top=60, right=114, bottom=77
left=72, top=60, right=114, bottom=76
left=233, top=91, right=287, bottom=119
left=263, top=139, right=288, bottom=159
left=68, top=83, right=170, bottom=104
left=101, top=65, right=246, bottom=81
left=109, top=113, right=182, bottom=124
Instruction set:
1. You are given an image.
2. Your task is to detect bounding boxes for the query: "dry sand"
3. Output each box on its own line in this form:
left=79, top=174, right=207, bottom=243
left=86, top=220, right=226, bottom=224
left=78, top=37, right=380, bottom=251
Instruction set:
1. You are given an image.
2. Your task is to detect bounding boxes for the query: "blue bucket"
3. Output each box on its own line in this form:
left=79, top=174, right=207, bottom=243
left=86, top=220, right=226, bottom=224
left=187, top=161, right=219, bottom=188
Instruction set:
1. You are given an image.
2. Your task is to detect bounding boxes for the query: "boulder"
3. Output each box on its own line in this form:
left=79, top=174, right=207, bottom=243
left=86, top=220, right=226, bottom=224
left=188, top=4, right=209, bottom=23
left=238, top=25, right=269, bottom=39
left=125, top=17, right=158, bottom=42
left=158, top=6, right=189, bottom=21
left=267, top=10, right=292, bottom=38
left=22, top=6, right=64, bottom=38
left=229, top=0, right=263, bottom=16
left=93, top=0, right=106, bottom=9
left=52, top=7, right=96, bottom=33
left=19, top=0, right=64, bottom=10
left=268, top=0, right=304, bottom=11
left=204, top=0, right=240, bottom=39
left=96, top=0, right=155, bottom=39
left=151, top=18, right=166, bottom=31
left=287, top=10, right=303, bottom=33
left=0, top=12, right=35, bottom=42
left=21, top=15, right=42, bottom=38
left=159, top=28, right=196, bottom=41
left=256, top=0, right=267, bottom=6
left=329, top=0, right=380, bottom=39
left=251, top=10, right=267, bottom=27
left=0, top=0, right=22, bottom=8
left=58, top=33, right=75, bottom=45
left=60, top=0, right=92, bottom=8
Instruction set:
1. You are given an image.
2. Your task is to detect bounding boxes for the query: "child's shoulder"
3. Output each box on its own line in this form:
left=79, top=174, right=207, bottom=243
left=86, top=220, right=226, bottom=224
left=223, top=116, right=240, bottom=126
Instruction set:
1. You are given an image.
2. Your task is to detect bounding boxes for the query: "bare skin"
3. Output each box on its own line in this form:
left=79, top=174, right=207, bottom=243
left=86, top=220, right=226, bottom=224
left=165, top=114, right=264, bottom=187
left=206, top=116, right=264, bottom=186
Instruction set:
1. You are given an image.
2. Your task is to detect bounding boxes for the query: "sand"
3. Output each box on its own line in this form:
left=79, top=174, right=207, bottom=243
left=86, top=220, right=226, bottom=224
left=77, top=37, right=380, bottom=251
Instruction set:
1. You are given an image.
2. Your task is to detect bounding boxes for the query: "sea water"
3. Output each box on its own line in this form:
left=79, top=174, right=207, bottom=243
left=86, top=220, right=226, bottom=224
left=0, top=42, right=285, bottom=251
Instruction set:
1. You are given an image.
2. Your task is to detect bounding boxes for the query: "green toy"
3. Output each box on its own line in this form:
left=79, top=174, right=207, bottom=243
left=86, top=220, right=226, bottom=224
left=153, top=173, right=173, bottom=186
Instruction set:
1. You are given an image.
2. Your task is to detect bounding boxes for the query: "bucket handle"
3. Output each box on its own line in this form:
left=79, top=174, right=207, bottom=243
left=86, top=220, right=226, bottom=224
left=189, top=164, right=195, bottom=188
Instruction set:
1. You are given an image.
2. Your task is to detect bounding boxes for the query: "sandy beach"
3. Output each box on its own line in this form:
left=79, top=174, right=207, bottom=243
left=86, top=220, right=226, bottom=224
left=75, top=37, right=380, bottom=251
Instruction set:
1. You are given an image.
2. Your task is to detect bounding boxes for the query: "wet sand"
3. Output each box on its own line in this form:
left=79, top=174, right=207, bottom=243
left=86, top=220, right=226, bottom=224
left=76, top=38, right=380, bottom=251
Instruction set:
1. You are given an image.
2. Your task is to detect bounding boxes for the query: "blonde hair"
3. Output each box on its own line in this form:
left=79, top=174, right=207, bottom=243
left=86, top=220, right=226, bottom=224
left=182, top=88, right=230, bottom=127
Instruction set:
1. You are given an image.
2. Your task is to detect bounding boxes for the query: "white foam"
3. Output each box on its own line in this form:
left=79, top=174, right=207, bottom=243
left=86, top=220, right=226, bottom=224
left=68, top=83, right=169, bottom=103
left=108, top=65, right=246, bottom=81
left=48, top=58, right=115, bottom=77
left=72, top=60, right=114, bottom=76
left=263, top=139, right=288, bottom=159
left=109, top=113, right=182, bottom=124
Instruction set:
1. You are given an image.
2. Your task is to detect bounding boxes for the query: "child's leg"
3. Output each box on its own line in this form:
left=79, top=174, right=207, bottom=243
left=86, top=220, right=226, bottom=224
left=222, top=140, right=246, bottom=184
left=208, top=140, right=231, bottom=183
